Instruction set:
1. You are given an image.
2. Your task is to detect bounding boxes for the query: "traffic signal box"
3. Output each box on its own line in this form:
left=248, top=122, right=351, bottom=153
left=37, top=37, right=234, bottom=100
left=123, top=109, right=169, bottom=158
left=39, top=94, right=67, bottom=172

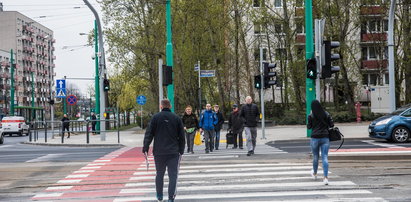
left=103, top=79, right=110, bottom=91
left=263, top=62, right=277, bottom=88
left=163, top=65, right=173, bottom=86
left=306, top=58, right=317, bottom=80
left=322, top=40, right=340, bottom=78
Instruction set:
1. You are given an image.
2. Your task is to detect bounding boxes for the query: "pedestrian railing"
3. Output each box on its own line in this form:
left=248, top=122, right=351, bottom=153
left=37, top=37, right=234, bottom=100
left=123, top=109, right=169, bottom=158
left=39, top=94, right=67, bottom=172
left=29, top=119, right=120, bottom=144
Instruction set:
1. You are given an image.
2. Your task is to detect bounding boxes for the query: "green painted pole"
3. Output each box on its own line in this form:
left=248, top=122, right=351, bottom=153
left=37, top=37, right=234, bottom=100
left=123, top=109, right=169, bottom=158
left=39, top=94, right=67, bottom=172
left=63, top=95, right=67, bottom=115
left=166, top=0, right=174, bottom=112
left=10, top=49, right=15, bottom=116
left=305, top=0, right=315, bottom=137
left=94, top=20, right=100, bottom=131
left=31, top=71, right=35, bottom=120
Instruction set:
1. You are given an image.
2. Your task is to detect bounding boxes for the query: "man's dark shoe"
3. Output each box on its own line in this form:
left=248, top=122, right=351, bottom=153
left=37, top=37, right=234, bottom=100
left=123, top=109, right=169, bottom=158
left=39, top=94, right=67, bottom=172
left=247, top=151, right=251, bottom=156
left=232, top=146, right=237, bottom=149
left=215, top=148, right=219, bottom=150
left=239, top=147, right=244, bottom=149
left=251, top=150, right=254, bottom=155
left=206, top=150, right=209, bottom=154
left=191, top=151, right=194, bottom=154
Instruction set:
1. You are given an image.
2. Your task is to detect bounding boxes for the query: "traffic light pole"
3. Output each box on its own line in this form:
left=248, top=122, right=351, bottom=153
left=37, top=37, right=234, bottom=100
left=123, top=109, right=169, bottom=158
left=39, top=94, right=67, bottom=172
left=314, top=19, right=324, bottom=100
left=388, top=0, right=396, bottom=112
left=260, top=47, right=266, bottom=139
left=94, top=20, right=101, bottom=133
left=166, top=0, right=175, bottom=112
left=305, top=0, right=315, bottom=137
left=10, top=49, right=15, bottom=116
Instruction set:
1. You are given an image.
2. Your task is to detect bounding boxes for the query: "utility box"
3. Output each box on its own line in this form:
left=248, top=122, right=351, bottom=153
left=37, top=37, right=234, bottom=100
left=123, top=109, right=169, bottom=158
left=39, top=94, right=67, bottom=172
left=370, top=86, right=390, bottom=114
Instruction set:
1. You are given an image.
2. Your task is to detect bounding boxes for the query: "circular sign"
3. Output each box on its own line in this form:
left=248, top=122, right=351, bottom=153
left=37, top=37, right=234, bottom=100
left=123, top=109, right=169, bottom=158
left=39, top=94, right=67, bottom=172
left=136, top=95, right=146, bottom=105
left=66, top=94, right=77, bottom=106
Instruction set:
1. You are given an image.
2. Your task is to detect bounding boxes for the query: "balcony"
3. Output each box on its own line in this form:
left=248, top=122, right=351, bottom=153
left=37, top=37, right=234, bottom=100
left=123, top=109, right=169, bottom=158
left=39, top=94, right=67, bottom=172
left=1, top=61, right=10, bottom=67
left=362, top=59, right=388, bottom=69
left=360, top=5, right=386, bottom=16
left=295, top=34, right=305, bottom=44
left=361, top=33, right=387, bottom=42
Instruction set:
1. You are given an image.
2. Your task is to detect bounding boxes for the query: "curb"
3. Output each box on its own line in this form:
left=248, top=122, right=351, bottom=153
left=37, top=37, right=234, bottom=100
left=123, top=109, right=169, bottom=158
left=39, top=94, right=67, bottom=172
left=21, top=142, right=125, bottom=147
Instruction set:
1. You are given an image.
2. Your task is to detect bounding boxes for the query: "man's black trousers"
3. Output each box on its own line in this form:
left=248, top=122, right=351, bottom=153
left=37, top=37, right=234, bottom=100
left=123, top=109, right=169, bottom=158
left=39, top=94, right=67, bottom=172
left=154, top=154, right=181, bottom=200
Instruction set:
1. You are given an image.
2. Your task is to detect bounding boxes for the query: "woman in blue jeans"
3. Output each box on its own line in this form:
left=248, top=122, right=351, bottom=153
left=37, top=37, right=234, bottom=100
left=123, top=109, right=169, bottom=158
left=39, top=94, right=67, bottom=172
left=307, top=100, right=334, bottom=185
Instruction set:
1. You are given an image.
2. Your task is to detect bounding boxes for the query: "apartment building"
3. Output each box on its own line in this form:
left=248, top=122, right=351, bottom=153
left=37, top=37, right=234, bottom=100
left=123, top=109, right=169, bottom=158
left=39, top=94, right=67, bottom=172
left=0, top=10, right=55, bottom=118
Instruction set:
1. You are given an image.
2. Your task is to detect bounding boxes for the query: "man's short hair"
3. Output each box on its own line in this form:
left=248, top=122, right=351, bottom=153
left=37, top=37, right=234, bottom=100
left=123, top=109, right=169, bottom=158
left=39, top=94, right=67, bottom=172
left=161, top=99, right=171, bottom=108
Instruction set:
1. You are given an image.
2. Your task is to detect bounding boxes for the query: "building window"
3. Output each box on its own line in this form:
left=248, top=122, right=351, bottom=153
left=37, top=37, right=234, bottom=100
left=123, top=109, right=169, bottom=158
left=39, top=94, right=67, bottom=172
left=369, top=47, right=377, bottom=59
left=369, top=74, right=377, bottom=85
left=296, top=0, right=303, bottom=7
left=274, top=0, right=282, bottom=7
left=275, top=23, right=283, bottom=34
left=363, top=74, right=369, bottom=85
left=254, top=0, right=265, bottom=7
left=254, top=22, right=261, bottom=34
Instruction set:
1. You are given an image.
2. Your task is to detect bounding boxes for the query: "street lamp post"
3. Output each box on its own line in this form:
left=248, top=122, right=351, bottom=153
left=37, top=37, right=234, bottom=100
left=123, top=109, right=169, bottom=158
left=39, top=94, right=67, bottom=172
left=166, top=0, right=175, bottom=112
left=83, top=0, right=106, bottom=140
left=10, top=49, right=15, bottom=116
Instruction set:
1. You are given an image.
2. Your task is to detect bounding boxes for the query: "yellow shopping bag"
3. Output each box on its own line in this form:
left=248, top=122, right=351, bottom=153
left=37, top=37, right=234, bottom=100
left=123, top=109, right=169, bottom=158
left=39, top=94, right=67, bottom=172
left=194, top=130, right=202, bottom=145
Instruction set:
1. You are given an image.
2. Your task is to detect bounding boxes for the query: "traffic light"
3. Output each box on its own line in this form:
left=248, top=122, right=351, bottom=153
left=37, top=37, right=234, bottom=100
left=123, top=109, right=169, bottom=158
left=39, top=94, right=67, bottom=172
left=103, top=78, right=110, bottom=91
left=306, top=58, right=317, bottom=80
left=263, top=62, right=277, bottom=88
left=47, top=97, right=55, bottom=105
left=162, top=65, right=173, bottom=86
left=322, top=40, right=340, bottom=78
left=254, top=75, right=262, bottom=89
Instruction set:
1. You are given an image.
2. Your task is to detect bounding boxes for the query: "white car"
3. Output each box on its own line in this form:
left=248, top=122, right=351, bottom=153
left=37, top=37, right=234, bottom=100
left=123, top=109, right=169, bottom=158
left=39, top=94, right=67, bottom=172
left=1, top=116, right=30, bottom=136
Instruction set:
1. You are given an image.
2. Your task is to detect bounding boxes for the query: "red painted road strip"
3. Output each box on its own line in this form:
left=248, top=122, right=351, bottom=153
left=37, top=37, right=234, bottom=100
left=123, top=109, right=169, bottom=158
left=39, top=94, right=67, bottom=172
left=32, top=147, right=153, bottom=201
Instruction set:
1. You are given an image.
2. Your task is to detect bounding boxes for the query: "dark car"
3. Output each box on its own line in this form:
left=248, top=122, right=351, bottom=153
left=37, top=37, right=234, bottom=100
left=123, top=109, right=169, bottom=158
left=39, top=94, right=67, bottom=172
left=369, top=104, right=411, bottom=143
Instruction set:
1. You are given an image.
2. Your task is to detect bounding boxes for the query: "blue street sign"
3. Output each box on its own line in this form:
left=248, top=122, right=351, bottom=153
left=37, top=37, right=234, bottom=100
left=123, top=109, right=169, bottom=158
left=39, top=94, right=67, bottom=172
left=200, top=70, right=215, bottom=77
left=194, top=64, right=199, bottom=71
left=137, top=95, right=147, bottom=105
left=56, top=79, right=66, bottom=89
left=56, top=88, right=66, bottom=98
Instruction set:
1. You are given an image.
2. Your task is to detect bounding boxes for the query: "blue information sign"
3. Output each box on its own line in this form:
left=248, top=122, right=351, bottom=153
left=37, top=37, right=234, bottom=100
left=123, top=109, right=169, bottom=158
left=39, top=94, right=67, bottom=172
left=56, top=79, right=66, bottom=98
left=137, top=95, right=147, bottom=105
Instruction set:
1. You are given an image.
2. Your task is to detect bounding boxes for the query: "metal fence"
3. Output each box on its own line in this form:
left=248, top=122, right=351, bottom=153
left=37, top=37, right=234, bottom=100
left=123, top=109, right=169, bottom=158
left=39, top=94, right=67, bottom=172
left=29, top=119, right=120, bottom=144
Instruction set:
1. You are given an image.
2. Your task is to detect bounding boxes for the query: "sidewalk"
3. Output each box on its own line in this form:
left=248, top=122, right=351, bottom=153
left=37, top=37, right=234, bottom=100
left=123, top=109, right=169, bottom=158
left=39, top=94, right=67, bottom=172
left=24, top=122, right=371, bottom=147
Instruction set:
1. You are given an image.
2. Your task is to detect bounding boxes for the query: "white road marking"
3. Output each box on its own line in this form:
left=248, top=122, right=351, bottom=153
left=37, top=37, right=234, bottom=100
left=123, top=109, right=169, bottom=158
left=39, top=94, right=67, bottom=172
left=73, top=170, right=95, bottom=173
left=65, top=174, right=89, bottom=178
left=46, top=186, right=73, bottom=191
left=94, top=159, right=111, bottom=162
left=362, top=140, right=405, bottom=148
left=80, top=166, right=100, bottom=169
left=26, top=154, right=65, bottom=163
left=32, top=193, right=63, bottom=198
left=114, top=190, right=372, bottom=201
left=57, top=179, right=82, bottom=184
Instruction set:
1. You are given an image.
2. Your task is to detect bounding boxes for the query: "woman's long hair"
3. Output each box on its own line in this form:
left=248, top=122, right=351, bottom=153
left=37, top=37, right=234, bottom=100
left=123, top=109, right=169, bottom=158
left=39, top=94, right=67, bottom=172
left=311, top=100, right=327, bottom=121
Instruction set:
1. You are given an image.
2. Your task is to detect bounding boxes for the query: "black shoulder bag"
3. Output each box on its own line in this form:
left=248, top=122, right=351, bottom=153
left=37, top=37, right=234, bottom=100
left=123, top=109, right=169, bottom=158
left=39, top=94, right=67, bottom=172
left=318, top=116, right=344, bottom=151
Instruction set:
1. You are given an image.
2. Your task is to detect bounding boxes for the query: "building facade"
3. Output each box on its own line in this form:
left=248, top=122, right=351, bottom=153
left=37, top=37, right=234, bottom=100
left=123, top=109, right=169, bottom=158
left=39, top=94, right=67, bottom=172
left=0, top=11, right=55, bottom=118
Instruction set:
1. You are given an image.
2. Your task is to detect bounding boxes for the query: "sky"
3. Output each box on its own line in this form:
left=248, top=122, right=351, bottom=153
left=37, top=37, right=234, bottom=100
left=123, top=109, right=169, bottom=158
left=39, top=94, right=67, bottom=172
left=1, top=0, right=105, bottom=97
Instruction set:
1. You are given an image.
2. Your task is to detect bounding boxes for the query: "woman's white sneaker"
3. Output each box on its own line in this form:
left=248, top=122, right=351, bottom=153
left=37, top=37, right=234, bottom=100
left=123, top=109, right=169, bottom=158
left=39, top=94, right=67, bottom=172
left=311, top=170, right=317, bottom=180
left=323, top=178, right=329, bottom=185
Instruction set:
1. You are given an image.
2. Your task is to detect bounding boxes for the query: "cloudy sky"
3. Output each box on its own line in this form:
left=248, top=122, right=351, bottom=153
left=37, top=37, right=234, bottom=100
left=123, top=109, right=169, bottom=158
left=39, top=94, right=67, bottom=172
left=1, top=0, right=105, bottom=96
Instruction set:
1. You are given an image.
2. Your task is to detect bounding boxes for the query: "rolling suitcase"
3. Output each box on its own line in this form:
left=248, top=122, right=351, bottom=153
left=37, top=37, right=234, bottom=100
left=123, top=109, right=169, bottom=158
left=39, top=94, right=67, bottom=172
left=226, top=130, right=235, bottom=148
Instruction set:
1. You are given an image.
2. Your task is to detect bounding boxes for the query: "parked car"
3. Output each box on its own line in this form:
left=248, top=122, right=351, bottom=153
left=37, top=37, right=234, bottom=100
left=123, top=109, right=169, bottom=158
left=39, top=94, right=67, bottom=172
left=369, top=104, right=411, bottom=143
left=0, top=128, right=4, bottom=144
left=1, top=116, right=30, bottom=136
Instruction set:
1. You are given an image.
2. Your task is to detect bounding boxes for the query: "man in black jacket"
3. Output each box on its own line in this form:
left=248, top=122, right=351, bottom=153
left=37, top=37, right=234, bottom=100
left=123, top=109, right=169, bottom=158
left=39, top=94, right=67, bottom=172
left=143, top=99, right=185, bottom=202
left=61, top=114, right=70, bottom=138
left=240, top=96, right=260, bottom=156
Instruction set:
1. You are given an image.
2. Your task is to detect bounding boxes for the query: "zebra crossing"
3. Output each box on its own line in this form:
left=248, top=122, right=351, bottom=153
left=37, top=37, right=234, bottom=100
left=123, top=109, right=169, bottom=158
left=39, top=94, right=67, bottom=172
left=31, top=146, right=387, bottom=202
left=116, top=146, right=385, bottom=202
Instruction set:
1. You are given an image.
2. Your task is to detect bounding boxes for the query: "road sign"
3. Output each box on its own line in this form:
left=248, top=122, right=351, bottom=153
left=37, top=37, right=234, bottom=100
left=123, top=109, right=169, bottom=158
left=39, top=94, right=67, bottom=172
left=56, top=79, right=66, bottom=89
left=137, top=95, right=147, bottom=105
left=66, top=94, right=77, bottom=106
left=194, top=64, right=199, bottom=71
left=56, top=88, right=66, bottom=98
left=200, top=70, right=215, bottom=77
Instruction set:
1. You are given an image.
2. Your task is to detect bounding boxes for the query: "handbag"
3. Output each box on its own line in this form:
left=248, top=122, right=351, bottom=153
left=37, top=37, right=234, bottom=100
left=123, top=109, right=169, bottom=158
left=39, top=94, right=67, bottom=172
left=318, top=115, right=344, bottom=151
left=194, top=130, right=202, bottom=145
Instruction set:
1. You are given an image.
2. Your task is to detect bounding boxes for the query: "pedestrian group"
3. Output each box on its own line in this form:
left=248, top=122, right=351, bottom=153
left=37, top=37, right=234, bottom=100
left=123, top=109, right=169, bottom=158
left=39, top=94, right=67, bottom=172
left=143, top=98, right=334, bottom=201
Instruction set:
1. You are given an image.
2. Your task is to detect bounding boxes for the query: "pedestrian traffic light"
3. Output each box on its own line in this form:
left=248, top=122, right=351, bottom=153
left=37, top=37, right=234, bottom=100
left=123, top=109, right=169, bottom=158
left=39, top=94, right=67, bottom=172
left=322, top=40, right=340, bottom=78
left=306, top=58, right=317, bottom=80
left=263, top=62, right=277, bottom=88
left=163, top=65, right=173, bottom=86
left=254, top=75, right=262, bottom=89
left=48, top=97, right=55, bottom=105
left=103, top=79, right=110, bottom=91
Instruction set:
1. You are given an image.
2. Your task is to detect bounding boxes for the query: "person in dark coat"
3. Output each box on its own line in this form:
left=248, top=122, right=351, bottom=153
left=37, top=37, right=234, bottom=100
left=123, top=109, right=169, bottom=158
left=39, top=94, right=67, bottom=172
left=182, top=105, right=199, bottom=154
left=91, top=112, right=97, bottom=135
left=143, top=99, right=185, bottom=202
left=213, top=105, right=225, bottom=150
left=61, top=114, right=70, bottom=138
left=240, top=96, right=260, bottom=156
left=307, top=100, right=334, bottom=185
left=228, top=104, right=244, bottom=149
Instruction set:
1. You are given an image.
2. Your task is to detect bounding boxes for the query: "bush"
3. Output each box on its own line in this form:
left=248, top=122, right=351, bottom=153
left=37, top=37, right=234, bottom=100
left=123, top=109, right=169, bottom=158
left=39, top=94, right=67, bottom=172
left=274, top=111, right=305, bottom=125
left=332, top=111, right=356, bottom=123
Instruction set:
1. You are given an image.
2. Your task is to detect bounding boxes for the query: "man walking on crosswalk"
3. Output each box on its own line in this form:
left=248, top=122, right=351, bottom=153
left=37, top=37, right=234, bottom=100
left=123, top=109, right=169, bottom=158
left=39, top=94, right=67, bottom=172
left=240, top=96, right=260, bottom=156
left=143, top=99, right=185, bottom=202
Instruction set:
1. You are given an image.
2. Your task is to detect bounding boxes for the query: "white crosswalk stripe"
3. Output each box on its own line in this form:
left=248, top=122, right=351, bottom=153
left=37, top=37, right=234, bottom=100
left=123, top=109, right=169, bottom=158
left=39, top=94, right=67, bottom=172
left=114, top=146, right=385, bottom=202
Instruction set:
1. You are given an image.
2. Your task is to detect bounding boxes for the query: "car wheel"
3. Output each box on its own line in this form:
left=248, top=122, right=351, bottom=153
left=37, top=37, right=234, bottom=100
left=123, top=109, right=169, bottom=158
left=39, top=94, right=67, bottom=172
left=0, top=134, right=4, bottom=144
left=18, top=132, right=23, bottom=136
left=391, top=126, right=410, bottom=143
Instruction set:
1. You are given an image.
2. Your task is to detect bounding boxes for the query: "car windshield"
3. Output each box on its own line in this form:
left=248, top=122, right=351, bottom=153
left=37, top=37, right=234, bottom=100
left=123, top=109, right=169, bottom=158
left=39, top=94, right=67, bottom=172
left=391, top=107, right=409, bottom=115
